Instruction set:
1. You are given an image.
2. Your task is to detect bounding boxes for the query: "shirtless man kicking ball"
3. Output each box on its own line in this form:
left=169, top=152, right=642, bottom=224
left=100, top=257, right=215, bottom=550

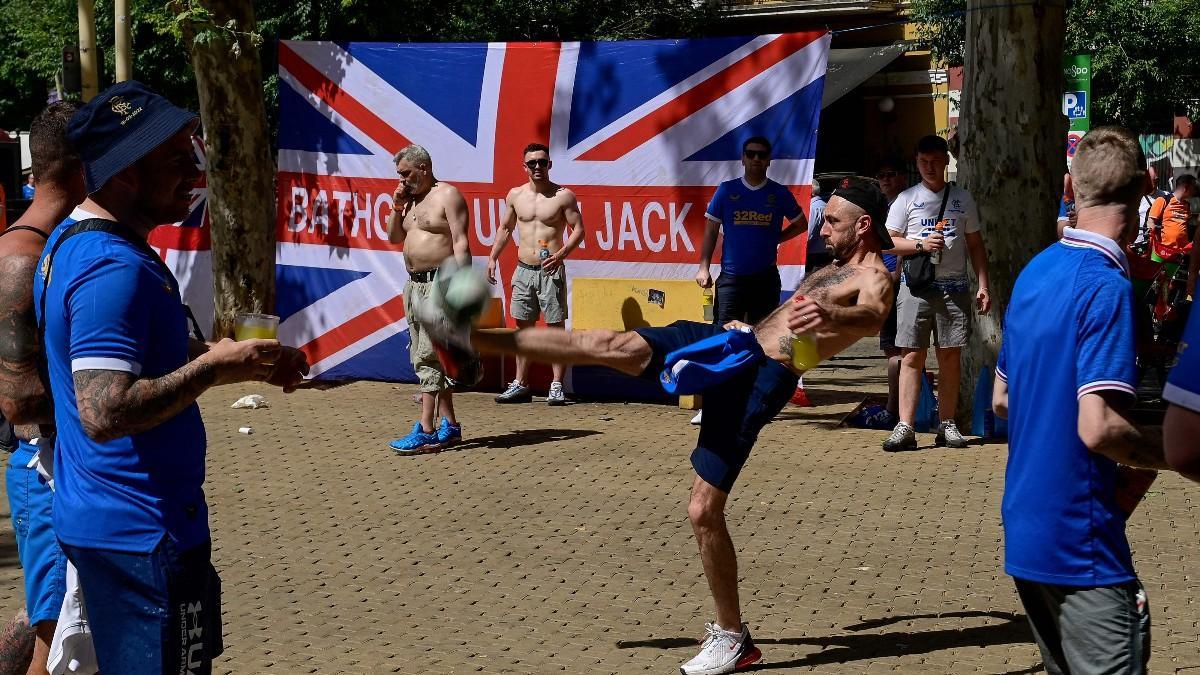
left=418, top=182, right=894, bottom=675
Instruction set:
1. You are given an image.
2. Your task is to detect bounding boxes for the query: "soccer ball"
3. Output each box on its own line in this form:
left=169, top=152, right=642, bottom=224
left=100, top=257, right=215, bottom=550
left=438, top=260, right=489, bottom=326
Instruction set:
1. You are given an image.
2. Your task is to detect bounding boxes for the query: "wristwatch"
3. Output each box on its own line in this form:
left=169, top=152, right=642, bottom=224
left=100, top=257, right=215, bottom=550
left=915, top=240, right=924, bottom=252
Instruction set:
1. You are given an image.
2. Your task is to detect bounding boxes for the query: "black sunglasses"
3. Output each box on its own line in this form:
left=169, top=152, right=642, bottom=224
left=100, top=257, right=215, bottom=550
left=525, top=158, right=549, bottom=169
left=744, top=150, right=770, bottom=160
left=876, top=170, right=899, bottom=179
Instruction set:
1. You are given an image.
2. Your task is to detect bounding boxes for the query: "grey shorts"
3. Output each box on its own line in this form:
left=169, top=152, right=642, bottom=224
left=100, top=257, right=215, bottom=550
left=404, top=278, right=449, bottom=393
left=895, top=283, right=970, bottom=349
left=510, top=262, right=567, bottom=323
left=1014, top=578, right=1150, bottom=675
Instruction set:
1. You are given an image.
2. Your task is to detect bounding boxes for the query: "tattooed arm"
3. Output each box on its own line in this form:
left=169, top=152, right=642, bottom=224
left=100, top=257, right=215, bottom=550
left=1078, top=391, right=1169, bottom=471
left=72, top=338, right=280, bottom=443
left=0, top=253, right=52, bottom=425
left=789, top=267, right=894, bottom=337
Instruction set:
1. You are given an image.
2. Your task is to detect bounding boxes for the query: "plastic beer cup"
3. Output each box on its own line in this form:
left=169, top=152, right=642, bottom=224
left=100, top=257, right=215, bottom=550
left=791, top=332, right=820, bottom=372
left=233, top=313, right=279, bottom=341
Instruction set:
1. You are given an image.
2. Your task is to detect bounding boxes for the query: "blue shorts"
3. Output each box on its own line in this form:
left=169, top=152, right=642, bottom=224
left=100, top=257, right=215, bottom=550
left=6, top=441, right=67, bottom=624
left=62, top=538, right=224, bottom=675
left=635, top=321, right=799, bottom=493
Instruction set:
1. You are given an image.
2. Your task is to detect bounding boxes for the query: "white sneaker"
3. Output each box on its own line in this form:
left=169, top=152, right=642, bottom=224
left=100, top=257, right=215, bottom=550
left=679, top=622, right=761, bottom=675
left=547, top=381, right=566, bottom=406
left=882, top=421, right=917, bottom=452
left=690, top=410, right=703, bottom=425
left=936, top=419, right=968, bottom=448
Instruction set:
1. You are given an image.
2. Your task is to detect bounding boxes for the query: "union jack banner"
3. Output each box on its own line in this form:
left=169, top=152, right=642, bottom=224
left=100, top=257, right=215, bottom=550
left=272, top=33, right=829, bottom=382
left=148, top=136, right=215, bottom=337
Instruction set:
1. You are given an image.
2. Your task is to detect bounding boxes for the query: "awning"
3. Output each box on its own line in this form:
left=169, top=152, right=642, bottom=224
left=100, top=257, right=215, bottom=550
left=822, top=43, right=909, bottom=109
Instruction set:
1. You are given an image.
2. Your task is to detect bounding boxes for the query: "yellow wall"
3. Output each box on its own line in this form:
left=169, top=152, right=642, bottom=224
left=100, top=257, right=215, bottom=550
left=571, top=279, right=710, bottom=331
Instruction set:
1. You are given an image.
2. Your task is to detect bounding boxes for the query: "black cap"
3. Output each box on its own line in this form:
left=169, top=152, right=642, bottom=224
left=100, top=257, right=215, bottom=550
left=68, top=80, right=199, bottom=193
left=831, top=182, right=893, bottom=249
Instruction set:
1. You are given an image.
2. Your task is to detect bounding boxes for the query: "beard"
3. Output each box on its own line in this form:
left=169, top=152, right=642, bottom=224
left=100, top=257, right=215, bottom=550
left=827, top=230, right=861, bottom=261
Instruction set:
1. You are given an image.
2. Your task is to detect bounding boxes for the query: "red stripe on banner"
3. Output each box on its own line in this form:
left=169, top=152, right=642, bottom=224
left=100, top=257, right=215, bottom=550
left=298, top=292, right=408, bottom=367
left=147, top=224, right=210, bottom=251
left=487, top=43, right=561, bottom=327
left=278, top=42, right=410, bottom=154
left=577, top=32, right=824, bottom=161
left=777, top=184, right=813, bottom=267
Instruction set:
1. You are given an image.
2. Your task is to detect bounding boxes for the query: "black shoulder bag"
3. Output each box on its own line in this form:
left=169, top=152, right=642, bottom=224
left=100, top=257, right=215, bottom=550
left=903, top=186, right=952, bottom=294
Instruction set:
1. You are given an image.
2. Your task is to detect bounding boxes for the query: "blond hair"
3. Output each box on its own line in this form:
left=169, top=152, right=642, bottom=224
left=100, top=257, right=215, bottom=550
left=1071, top=127, right=1146, bottom=209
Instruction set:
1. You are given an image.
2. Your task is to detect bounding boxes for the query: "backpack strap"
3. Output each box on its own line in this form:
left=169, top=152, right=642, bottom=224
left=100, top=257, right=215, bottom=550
left=37, top=218, right=206, bottom=365
left=0, top=225, right=50, bottom=240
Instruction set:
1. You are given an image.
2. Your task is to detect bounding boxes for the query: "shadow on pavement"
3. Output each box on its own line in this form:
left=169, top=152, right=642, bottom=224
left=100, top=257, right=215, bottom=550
left=618, top=611, right=1032, bottom=670
left=0, top=531, right=18, bottom=569
left=451, top=428, right=601, bottom=451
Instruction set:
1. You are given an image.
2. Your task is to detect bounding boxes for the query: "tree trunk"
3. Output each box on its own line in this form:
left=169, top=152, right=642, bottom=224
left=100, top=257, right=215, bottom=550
left=184, top=1, right=275, bottom=337
left=957, top=0, right=1066, bottom=429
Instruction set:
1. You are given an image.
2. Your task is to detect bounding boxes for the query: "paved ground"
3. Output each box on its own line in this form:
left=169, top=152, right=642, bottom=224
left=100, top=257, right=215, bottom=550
left=2, top=343, right=1198, bottom=674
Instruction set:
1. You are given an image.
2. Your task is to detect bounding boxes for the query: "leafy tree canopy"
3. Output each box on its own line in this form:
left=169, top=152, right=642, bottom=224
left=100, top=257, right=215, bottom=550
left=0, top=0, right=717, bottom=131
left=910, top=0, right=1200, bottom=132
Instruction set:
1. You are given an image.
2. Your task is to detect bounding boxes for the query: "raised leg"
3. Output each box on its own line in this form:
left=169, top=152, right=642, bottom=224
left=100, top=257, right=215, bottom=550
left=472, top=327, right=652, bottom=376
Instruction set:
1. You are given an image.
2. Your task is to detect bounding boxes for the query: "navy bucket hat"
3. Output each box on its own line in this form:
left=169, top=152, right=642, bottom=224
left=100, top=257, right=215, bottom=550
left=67, top=80, right=199, bottom=194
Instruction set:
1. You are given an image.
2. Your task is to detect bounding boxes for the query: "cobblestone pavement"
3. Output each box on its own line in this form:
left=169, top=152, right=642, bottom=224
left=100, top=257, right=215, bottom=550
left=2, top=344, right=1198, bottom=673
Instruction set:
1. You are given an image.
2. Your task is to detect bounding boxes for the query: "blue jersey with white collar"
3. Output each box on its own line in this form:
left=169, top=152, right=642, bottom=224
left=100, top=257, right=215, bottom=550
left=997, top=227, right=1138, bottom=586
left=1165, top=306, right=1200, bottom=413
left=705, top=178, right=801, bottom=275
left=34, top=208, right=207, bottom=553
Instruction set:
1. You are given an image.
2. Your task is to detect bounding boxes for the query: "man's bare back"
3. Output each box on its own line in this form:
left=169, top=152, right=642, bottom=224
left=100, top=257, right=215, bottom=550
left=750, top=254, right=894, bottom=374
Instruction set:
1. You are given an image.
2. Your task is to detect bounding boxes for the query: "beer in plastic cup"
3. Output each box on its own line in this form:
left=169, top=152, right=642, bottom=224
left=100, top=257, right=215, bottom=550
left=791, top=332, right=819, bottom=372
left=790, top=294, right=820, bottom=371
left=233, top=313, right=279, bottom=341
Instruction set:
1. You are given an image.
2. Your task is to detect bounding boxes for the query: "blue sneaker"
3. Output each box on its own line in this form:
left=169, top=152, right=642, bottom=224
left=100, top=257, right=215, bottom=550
left=437, top=417, right=462, bottom=446
left=390, top=422, right=441, bottom=455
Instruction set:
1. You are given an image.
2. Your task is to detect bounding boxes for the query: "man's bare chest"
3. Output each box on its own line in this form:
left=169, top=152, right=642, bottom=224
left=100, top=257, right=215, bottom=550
left=798, top=265, right=860, bottom=304
left=514, top=193, right=565, bottom=225
left=404, top=202, right=447, bottom=233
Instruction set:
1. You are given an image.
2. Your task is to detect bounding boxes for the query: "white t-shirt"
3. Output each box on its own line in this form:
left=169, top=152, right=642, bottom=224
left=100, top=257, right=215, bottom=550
left=885, top=182, right=981, bottom=279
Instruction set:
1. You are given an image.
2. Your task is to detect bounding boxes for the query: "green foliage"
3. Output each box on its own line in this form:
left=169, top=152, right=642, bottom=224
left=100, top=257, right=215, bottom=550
left=908, top=0, right=1200, bottom=131
left=0, top=0, right=717, bottom=132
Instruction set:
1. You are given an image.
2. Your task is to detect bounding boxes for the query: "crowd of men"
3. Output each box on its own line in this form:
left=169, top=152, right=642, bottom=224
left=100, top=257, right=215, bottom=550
left=0, top=76, right=1197, bottom=675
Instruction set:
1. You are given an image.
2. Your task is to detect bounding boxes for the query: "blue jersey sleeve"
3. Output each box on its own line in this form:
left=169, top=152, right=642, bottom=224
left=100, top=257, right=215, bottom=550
left=1074, top=273, right=1136, bottom=400
left=66, top=255, right=155, bottom=376
left=705, top=183, right=726, bottom=222
left=996, top=335, right=1008, bottom=382
left=1164, top=307, right=1200, bottom=412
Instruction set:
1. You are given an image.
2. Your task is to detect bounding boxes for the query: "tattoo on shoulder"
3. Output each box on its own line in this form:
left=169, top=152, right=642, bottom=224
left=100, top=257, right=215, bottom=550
left=800, top=266, right=854, bottom=293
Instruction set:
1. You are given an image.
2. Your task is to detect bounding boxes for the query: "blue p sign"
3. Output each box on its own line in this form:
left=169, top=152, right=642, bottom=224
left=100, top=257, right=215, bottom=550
left=1063, top=91, right=1088, bottom=119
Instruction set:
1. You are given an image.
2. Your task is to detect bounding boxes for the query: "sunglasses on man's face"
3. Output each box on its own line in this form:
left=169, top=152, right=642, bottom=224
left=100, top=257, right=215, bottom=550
left=525, top=158, right=549, bottom=169
left=876, top=171, right=899, bottom=179
left=744, top=150, right=770, bottom=160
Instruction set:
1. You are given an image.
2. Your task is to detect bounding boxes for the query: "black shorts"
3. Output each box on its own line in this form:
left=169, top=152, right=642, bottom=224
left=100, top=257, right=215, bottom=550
left=635, top=321, right=799, bottom=493
left=714, top=267, right=781, bottom=325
